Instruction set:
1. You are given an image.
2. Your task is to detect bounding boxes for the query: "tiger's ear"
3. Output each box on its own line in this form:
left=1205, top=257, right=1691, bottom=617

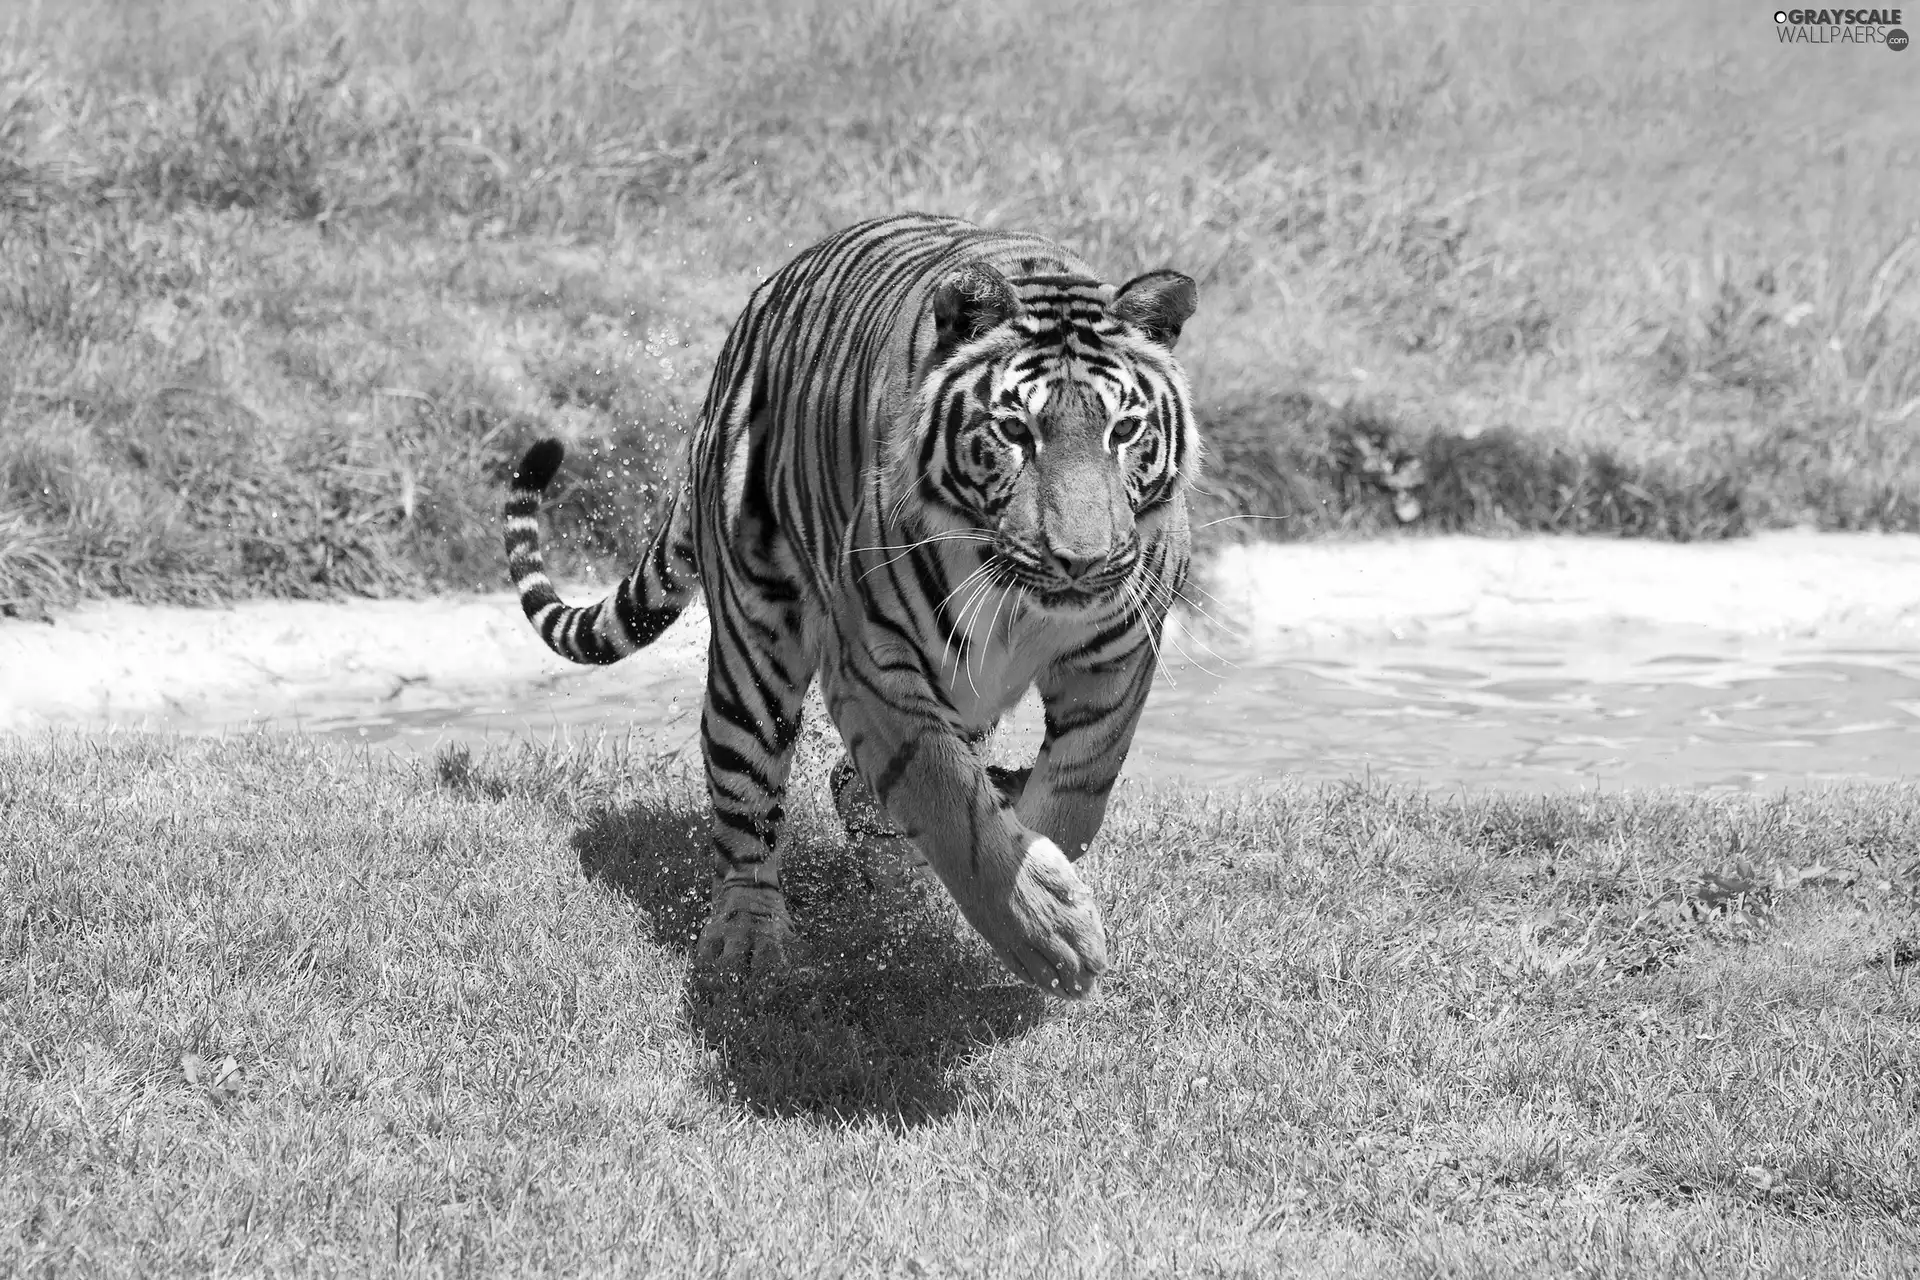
left=930, top=263, right=1021, bottom=361
left=1111, top=270, right=1198, bottom=350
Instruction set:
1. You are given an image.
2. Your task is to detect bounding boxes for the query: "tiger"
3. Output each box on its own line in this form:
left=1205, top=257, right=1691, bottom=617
left=503, top=213, right=1199, bottom=999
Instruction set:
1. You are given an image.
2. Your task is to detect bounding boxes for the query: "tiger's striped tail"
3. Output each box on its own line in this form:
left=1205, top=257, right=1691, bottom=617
left=503, top=439, right=699, bottom=666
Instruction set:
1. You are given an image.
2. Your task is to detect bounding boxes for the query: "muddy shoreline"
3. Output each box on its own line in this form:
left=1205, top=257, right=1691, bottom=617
left=5, top=532, right=1919, bottom=736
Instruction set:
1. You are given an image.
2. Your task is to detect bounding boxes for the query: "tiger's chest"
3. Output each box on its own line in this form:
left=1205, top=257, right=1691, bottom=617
left=936, top=599, right=1090, bottom=733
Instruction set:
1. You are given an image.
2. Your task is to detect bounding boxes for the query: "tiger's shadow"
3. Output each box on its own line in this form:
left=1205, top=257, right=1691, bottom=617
left=572, top=796, right=1047, bottom=1126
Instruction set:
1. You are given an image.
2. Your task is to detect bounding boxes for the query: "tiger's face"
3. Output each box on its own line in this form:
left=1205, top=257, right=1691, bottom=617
left=903, top=264, right=1199, bottom=612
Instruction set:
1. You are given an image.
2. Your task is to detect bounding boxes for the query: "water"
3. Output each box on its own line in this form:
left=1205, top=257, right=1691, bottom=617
left=286, top=621, right=1920, bottom=793
left=1132, top=628, right=1920, bottom=792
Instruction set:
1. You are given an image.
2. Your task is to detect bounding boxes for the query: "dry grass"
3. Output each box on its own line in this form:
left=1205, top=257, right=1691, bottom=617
left=3, top=733, right=1918, bottom=1275
left=2, top=0, right=1918, bottom=605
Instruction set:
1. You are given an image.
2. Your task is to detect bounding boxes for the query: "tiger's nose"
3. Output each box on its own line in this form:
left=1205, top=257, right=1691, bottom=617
left=1049, top=549, right=1104, bottom=583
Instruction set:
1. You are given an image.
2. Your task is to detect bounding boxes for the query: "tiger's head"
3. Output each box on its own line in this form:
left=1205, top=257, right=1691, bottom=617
left=897, top=260, right=1200, bottom=613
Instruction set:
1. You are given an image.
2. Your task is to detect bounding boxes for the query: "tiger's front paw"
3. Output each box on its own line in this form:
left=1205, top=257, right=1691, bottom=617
left=979, top=836, right=1108, bottom=999
left=692, top=881, right=796, bottom=995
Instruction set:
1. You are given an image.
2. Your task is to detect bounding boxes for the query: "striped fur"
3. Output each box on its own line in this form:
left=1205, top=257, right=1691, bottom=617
left=503, top=213, right=1199, bottom=997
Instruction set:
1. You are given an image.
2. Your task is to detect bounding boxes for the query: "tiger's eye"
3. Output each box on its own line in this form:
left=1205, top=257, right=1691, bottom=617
left=997, top=416, right=1032, bottom=446
left=1109, top=417, right=1145, bottom=447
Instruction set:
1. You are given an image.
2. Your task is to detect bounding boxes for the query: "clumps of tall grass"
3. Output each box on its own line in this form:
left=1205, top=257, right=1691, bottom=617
left=0, top=508, right=68, bottom=617
left=1, top=1, right=1917, bottom=608
left=1646, top=240, right=1920, bottom=415
left=117, top=43, right=356, bottom=221
left=1200, top=393, right=1751, bottom=541
left=1201, top=211, right=1920, bottom=540
left=1200, top=390, right=1920, bottom=543
left=0, top=379, right=683, bottom=605
left=1, top=54, right=701, bottom=606
left=1, top=377, right=433, bottom=604
left=2, top=24, right=730, bottom=236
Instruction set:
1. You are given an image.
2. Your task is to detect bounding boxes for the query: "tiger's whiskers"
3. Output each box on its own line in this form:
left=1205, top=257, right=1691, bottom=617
left=1159, top=581, right=1239, bottom=676
left=970, top=579, right=1022, bottom=695
left=938, top=561, right=1002, bottom=680
left=1192, top=512, right=1294, bottom=531
left=852, top=528, right=993, bottom=583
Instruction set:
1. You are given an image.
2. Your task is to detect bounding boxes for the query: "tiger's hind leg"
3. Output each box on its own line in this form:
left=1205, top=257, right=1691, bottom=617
left=830, top=740, right=1029, bottom=887
left=829, top=753, right=924, bottom=885
left=691, top=583, right=815, bottom=994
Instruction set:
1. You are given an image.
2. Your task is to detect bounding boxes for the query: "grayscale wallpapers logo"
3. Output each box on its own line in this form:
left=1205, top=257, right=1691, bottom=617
left=1773, top=8, right=1909, bottom=46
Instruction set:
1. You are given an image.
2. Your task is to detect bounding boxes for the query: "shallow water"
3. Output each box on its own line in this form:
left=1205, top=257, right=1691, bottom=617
left=1132, top=629, right=1920, bottom=792
left=284, top=621, right=1920, bottom=793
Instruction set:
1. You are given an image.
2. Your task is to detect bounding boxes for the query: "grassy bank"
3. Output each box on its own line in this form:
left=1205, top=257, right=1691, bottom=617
left=2, top=1, right=1918, bottom=607
left=3, top=733, right=1918, bottom=1275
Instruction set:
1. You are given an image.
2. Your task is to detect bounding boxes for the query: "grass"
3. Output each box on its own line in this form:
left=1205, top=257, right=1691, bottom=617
left=4, top=732, right=1918, bottom=1275
left=1, top=0, right=1918, bottom=608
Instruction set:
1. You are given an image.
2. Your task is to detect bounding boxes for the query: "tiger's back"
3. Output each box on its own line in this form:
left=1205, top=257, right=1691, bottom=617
left=504, top=213, right=1200, bottom=997
left=686, top=215, right=1095, bottom=593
